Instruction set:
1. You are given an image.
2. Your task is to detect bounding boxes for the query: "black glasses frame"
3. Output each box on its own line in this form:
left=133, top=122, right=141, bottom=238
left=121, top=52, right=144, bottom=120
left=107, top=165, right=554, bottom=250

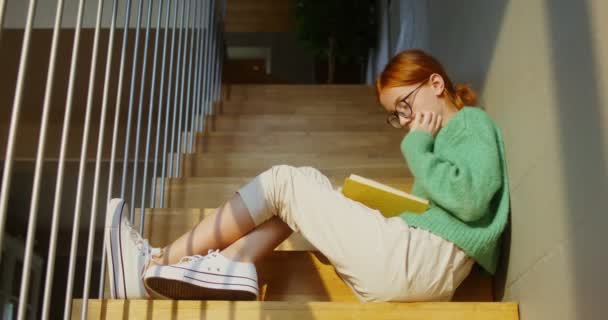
left=386, top=80, right=428, bottom=128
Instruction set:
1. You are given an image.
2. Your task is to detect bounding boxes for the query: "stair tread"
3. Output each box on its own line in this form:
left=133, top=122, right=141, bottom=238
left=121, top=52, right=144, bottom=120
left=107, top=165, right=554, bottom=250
left=195, top=131, right=404, bottom=155
left=202, top=130, right=402, bottom=136
left=73, top=300, right=518, bottom=319
left=184, top=151, right=404, bottom=160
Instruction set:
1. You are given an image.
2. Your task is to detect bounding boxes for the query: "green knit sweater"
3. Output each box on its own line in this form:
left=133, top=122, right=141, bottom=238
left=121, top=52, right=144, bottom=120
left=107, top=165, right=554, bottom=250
left=399, top=106, right=510, bottom=274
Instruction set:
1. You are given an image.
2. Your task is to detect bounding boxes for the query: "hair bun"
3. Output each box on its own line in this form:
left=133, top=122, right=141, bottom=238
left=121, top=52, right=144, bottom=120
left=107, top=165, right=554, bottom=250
left=455, top=83, right=478, bottom=106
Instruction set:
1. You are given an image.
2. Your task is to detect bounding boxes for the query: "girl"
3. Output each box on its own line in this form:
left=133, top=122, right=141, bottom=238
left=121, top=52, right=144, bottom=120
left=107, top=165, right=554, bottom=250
left=105, top=49, right=510, bottom=302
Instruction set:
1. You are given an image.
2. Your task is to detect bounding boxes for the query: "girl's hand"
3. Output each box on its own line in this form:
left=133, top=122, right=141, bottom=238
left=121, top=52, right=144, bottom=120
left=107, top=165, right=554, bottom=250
left=409, top=111, right=442, bottom=137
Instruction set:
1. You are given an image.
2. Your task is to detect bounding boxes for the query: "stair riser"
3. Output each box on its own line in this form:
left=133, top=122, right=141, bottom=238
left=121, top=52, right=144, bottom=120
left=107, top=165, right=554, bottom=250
left=183, top=166, right=409, bottom=179
left=226, top=85, right=376, bottom=97
left=219, top=103, right=383, bottom=115
left=181, top=156, right=407, bottom=178
left=209, top=115, right=394, bottom=132
left=196, top=134, right=404, bottom=154
left=158, top=178, right=413, bottom=208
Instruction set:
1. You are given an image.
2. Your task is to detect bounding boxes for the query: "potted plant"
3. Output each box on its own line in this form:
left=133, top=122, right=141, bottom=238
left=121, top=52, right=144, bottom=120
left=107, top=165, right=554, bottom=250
left=294, top=0, right=377, bottom=83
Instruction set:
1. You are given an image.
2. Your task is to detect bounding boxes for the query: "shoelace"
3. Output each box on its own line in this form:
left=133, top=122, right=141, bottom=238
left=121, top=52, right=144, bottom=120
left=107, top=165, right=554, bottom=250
left=178, top=248, right=221, bottom=265
left=125, top=220, right=152, bottom=281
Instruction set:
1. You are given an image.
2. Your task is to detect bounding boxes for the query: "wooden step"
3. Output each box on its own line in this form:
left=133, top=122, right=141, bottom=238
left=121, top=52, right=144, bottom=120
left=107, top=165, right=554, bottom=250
left=221, top=98, right=380, bottom=107
left=225, top=84, right=377, bottom=98
left=133, top=208, right=495, bottom=302
left=73, top=300, right=517, bottom=319
left=207, top=114, right=394, bottom=132
left=195, top=131, right=404, bottom=155
left=219, top=101, right=384, bottom=115
left=157, top=176, right=413, bottom=208
left=181, top=152, right=411, bottom=178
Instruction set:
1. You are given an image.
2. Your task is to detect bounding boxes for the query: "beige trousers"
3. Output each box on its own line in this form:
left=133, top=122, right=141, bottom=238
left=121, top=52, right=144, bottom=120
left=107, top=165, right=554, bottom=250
left=237, top=165, right=474, bottom=302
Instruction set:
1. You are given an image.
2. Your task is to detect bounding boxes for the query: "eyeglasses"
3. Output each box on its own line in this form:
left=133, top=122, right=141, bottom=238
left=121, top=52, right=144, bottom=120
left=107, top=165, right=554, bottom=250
left=386, top=80, right=428, bottom=129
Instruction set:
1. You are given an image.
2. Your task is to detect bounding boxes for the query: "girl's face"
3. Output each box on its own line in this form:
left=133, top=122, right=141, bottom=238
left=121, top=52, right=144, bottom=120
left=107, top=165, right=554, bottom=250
left=378, top=73, right=447, bottom=129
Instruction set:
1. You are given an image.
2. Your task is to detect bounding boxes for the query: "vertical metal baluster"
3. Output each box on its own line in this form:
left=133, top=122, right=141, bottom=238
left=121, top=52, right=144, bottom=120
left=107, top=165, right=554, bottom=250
left=214, top=16, right=221, bottom=106
left=209, top=0, right=218, bottom=117
left=130, top=0, right=153, bottom=220
left=183, top=0, right=198, bottom=156
left=17, top=0, right=62, bottom=319
left=216, top=2, right=224, bottom=106
left=200, top=0, right=214, bottom=131
left=140, top=0, right=164, bottom=232
left=212, top=6, right=219, bottom=108
left=210, top=0, right=218, bottom=114
left=206, top=0, right=215, bottom=118
left=121, top=0, right=144, bottom=223
left=151, top=0, right=172, bottom=208
left=40, top=0, right=86, bottom=317
left=0, top=0, right=37, bottom=265
left=63, top=0, right=106, bottom=318
left=160, top=0, right=179, bottom=207
left=0, top=0, right=6, bottom=39
left=168, top=0, right=186, bottom=180
left=189, top=0, right=203, bottom=153
left=98, top=0, right=134, bottom=299
left=81, top=0, right=118, bottom=317
left=217, top=1, right=226, bottom=105
left=174, top=0, right=192, bottom=177
left=197, top=0, right=209, bottom=132
left=193, top=0, right=205, bottom=137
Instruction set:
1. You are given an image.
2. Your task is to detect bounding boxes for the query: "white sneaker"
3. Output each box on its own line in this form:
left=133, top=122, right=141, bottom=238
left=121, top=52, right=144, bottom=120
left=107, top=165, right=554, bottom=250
left=144, top=249, right=259, bottom=300
left=104, top=198, right=158, bottom=299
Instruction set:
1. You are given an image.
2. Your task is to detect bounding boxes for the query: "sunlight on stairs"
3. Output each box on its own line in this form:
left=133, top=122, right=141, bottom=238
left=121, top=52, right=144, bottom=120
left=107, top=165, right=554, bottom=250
left=73, top=84, right=518, bottom=319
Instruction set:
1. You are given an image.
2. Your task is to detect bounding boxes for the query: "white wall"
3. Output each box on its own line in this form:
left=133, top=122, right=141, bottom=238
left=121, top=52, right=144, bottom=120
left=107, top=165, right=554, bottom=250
left=429, top=1, right=608, bottom=319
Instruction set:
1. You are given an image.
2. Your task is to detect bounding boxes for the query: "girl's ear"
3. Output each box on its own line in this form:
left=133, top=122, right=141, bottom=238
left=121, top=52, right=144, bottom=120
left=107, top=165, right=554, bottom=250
left=429, top=73, right=446, bottom=97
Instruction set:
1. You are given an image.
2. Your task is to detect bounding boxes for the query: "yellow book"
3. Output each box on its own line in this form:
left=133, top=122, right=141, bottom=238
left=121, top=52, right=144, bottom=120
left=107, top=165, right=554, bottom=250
left=341, top=174, right=429, bottom=217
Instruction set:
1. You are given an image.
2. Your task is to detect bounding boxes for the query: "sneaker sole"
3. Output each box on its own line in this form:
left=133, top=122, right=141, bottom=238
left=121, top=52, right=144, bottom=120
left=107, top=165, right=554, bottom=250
left=145, top=277, right=257, bottom=300
left=145, top=265, right=258, bottom=300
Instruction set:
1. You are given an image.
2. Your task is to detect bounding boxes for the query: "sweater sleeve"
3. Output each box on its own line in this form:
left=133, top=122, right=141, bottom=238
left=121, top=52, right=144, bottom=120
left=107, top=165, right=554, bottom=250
left=400, top=129, right=502, bottom=222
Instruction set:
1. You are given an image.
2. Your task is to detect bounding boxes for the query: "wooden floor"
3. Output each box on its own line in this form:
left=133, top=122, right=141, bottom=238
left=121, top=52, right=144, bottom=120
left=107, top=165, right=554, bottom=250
left=72, top=300, right=519, bottom=320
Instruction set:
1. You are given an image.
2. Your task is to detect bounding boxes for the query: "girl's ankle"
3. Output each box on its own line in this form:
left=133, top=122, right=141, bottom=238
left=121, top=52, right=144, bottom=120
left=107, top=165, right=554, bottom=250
left=148, top=247, right=166, bottom=268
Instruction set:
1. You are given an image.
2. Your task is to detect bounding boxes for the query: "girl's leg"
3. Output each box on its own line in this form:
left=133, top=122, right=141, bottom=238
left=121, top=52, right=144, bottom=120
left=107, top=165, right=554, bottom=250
left=106, top=191, right=293, bottom=299
left=220, top=215, right=294, bottom=263
left=154, top=194, right=293, bottom=265
left=233, top=165, right=413, bottom=302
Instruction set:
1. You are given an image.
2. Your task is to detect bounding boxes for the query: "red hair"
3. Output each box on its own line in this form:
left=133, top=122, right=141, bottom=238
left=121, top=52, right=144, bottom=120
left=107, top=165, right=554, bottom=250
left=375, top=49, right=477, bottom=109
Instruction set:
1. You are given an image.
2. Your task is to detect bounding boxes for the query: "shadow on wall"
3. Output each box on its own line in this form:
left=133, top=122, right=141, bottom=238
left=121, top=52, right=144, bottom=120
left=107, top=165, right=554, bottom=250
left=429, top=0, right=511, bottom=301
left=428, top=0, right=509, bottom=99
left=545, top=0, right=608, bottom=319
left=430, top=0, right=608, bottom=316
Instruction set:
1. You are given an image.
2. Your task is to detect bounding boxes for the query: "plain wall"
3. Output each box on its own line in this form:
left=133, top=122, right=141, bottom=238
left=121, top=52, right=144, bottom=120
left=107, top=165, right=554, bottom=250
left=428, top=0, right=608, bottom=319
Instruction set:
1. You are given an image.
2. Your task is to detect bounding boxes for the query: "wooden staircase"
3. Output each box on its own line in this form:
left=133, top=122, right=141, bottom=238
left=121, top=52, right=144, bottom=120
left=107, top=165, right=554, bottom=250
left=73, top=84, right=518, bottom=319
